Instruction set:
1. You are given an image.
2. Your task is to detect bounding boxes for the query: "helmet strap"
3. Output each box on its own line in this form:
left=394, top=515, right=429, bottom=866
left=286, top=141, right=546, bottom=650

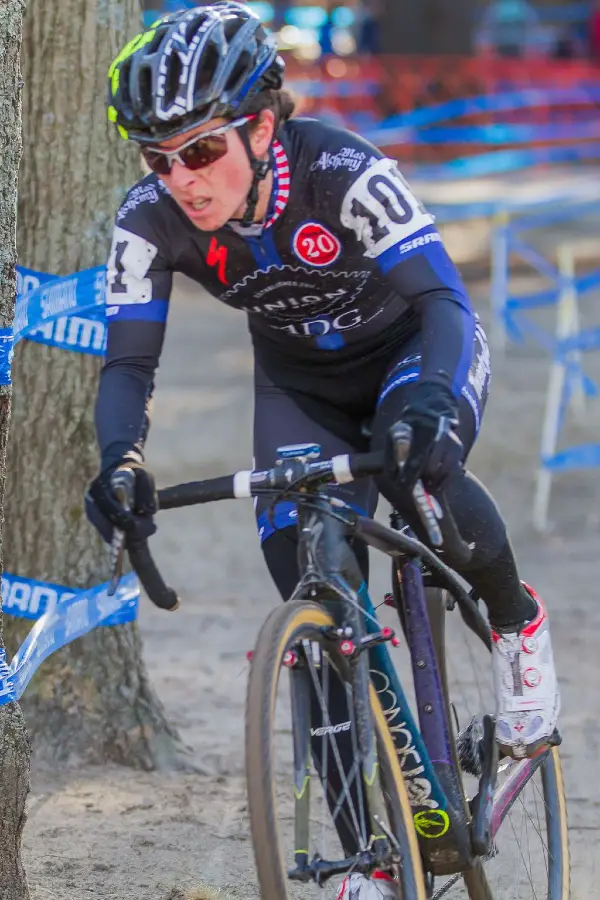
left=238, top=124, right=271, bottom=226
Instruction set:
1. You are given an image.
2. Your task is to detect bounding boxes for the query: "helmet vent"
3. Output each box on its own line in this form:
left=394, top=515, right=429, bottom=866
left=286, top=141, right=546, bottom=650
left=138, top=64, right=153, bottom=110
left=226, top=50, right=251, bottom=93
left=195, top=43, right=220, bottom=94
left=164, top=54, right=183, bottom=108
left=185, top=12, right=210, bottom=43
left=223, top=15, right=245, bottom=44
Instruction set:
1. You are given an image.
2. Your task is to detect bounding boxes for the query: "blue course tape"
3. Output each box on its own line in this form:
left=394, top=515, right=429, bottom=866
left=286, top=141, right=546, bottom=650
left=414, top=141, right=600, bottom=181
left=0, top=265, right=140, bottom=705
left=0, top=573, right=139, bottom=706
left=410, top=121, right=600, bottom=145
left=0, top=328, right=14, bottom=386
left=14, top=265, right=107, bottom=356
left=368, top=87, right=600, bottom=133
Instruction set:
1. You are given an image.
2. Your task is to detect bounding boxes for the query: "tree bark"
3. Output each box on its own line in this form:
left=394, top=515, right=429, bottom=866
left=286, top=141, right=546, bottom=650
left=0, top=3, right=31, bottom=898
left=3, top=0, right=186, bottom=771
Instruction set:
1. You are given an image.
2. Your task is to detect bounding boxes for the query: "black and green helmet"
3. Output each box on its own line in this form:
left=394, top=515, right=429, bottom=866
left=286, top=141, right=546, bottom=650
left=107, top=2, right=284, bottom=144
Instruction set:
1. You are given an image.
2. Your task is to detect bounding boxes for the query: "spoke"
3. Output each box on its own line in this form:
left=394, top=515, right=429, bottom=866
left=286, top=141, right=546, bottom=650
left=525, top=791, right=534, bottom=899
left=329, top=757, right=361, bottom=824
left=516, top=788, right=549, bottom=853
left=346, top=680, right=368, bottom=847
left=320, top=654, right=330, bottom=854
left=462, top=622, right=488, bottom=712
left=507, top=810, right=540, bottom=900
left=531, top=779, right=549, bottom=876
left=306, top=650, right=367, bottom=850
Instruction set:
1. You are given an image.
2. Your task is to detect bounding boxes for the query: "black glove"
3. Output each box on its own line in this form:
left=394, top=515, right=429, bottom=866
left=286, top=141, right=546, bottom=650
left=86, top=458, right=157, bottom=544
left=389, top=381, right=464, bottom=490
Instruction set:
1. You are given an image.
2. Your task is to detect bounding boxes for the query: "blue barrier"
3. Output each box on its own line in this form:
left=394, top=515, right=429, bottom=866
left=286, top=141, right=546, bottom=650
left=408, top=121, right=600, bottom=145
left=425, top=142, right=600, bottom=180
left=488, top=201, right=600, bottom=529
left=0, top=574, right=139, bottom=706
left=14, top=265, right=107, bottom=361
left=0, top=263, right=141, bottom=707
left=371, top=87, right=600, bottom=132
left=1, top=264, right=108, bottom=386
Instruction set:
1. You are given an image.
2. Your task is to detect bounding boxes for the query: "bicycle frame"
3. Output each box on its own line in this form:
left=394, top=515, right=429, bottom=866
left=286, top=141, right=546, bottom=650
left=289, top=493, right=554, bottom=878
left=150, top=451, right=560, bottom=885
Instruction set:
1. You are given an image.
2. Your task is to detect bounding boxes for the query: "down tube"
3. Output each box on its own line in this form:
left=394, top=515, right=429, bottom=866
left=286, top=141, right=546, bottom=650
left=359, top=584, right=448, bottom=817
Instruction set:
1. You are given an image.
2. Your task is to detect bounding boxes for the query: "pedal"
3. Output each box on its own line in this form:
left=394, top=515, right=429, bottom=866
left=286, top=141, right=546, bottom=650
left=470, top=714, right=498, bottom=857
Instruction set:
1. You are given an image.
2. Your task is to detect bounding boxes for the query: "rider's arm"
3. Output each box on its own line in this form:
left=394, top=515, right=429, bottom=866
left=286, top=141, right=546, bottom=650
left=339, top=155, right=475, bottom=397
left=96, top=202, right=173, bottom=471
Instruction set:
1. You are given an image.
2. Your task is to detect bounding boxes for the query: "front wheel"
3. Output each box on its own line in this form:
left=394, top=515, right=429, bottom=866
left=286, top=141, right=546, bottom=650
left=245, top=599, right=427, bottom=900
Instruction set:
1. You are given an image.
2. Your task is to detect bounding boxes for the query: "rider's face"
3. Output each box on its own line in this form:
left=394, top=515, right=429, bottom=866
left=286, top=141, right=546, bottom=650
left=154, top=111, right=275, bottom=231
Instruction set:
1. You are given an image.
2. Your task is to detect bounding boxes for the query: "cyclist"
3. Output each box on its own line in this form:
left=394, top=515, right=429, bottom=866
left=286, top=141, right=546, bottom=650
left=87, top=4, right=560, bottom=895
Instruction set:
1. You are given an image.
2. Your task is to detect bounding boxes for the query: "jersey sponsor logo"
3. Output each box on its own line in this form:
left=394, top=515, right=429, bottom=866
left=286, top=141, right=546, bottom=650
left=292, top=222, right=341, bottom=267
left=340, top=158, right=434, bottom=259
left=116, top=183, right=161, bottom=222
left=206, top=236, right=229, bottom=285
left=399, top=232, right=442, bottom=254
left=106, top=227, right=157, bottom=305
left=310, top=147, right=367, bottom=173
left=468, top=322, right=491, bottom=401
left=221, top=265, right=384, bottom=342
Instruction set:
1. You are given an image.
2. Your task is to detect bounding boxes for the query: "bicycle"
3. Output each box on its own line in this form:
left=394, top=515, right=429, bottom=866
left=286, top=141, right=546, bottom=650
left=110, top=432, right=570, bottom=900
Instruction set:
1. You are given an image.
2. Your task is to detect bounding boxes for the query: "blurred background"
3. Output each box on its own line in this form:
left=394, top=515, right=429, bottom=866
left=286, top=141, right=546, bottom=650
left=139, top=1, right=600, bottom=173
left=138, top=0, right=600, bottom=535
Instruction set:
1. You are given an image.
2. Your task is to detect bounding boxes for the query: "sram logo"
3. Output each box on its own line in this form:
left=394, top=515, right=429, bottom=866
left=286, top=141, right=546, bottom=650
left=310, top=721, right=352, bottom=737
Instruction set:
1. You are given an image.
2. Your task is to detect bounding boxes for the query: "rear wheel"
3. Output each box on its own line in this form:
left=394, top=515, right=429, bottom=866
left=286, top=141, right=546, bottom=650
left=245, top=599, right=427, bottom=900
left=422, top=588, right=570, bottom=900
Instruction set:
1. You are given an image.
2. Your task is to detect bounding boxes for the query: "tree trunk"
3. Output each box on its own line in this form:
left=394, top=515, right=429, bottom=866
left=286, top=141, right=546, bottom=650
left=3, top=0, right=186, bottom=771
left=0, top=3, right=31, bottom=898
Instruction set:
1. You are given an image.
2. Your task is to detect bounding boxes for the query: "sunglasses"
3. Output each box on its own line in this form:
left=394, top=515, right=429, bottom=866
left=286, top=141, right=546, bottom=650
left=141, top=115, right=255, bottom=176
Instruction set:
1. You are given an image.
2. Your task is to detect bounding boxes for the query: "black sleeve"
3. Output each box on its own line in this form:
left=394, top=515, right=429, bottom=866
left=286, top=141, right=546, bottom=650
left=96, top=319, right=167, bottom=470
left=334, top=149, right=476, bottom=397
left=96, top=187, right=173, bottom=471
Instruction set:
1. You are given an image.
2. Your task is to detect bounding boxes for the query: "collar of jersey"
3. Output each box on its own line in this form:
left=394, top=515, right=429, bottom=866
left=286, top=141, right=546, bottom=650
left=228, top=139, right=290, bottom=237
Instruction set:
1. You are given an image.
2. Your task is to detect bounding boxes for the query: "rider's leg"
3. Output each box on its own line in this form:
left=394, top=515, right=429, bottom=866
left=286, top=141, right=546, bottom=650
left=253, top=360, right=376, bottom=854
left=370, top=326, right=559, bottom=754
left=370, top=326, right=535, bottom=626
left=253, top=360, right=374, bottom=596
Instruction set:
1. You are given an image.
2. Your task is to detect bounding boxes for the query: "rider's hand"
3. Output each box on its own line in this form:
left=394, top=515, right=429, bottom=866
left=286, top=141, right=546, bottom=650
left=85, top=457, right=157, bottom=543
left=388, top=381, right=464, bottom=490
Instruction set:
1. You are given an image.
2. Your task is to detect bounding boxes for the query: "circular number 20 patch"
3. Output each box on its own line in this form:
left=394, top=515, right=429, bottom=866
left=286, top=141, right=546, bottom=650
left=293, top=221, right=341, bottom=268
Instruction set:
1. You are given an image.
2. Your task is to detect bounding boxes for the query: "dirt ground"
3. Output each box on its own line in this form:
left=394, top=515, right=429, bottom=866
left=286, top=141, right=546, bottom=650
left=21, top=255, right=600, bottom=898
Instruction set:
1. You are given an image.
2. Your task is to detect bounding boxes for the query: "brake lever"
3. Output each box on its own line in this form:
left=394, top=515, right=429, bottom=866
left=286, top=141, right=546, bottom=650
left=107, top=467, right=135, bottom=596
left=412, top=480, right=443, bottom=548
left=390, top=421, right=443, bottom=548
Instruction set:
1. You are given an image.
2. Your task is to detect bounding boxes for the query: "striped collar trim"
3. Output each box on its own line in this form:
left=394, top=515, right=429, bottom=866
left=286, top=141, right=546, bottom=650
left=264, top=139, right=290, bottom=230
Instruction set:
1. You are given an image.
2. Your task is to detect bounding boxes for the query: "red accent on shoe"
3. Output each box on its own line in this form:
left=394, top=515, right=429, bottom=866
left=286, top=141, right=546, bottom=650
left=337, top=876, right=349, bottom=899
left=520, top=584, right=546, bottom=637
left=372, top=871, right=394, bottom=882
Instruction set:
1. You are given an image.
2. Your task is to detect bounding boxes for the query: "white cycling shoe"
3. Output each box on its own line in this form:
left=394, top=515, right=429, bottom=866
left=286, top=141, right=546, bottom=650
left=337, top=871, right=397, bottom=899
left=492, top=584, right=560, bottom=758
